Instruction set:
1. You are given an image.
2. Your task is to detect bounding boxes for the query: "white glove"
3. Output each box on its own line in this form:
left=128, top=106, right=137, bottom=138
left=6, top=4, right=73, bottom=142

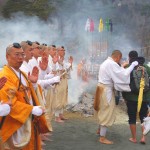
left=32, top=106, right=43, bottom=116
left=126, top=61, right=139, bottom=74
left=44, top=73, right=54, bottom=80
left=52, top=76, right=60, bottom=83
left=37, top=76, right=60, bottom=89
left=0, top=104, right=11, bottom=116
left=131, top=61, right=138, bottom=67
left=45, top=76, right=60, bottom=85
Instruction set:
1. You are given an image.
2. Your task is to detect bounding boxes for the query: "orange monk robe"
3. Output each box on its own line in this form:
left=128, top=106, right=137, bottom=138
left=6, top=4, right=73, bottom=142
left=0, top=65, right=47, bottom=150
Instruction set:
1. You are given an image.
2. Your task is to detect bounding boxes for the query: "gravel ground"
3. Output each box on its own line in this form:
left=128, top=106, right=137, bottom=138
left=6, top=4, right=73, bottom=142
left=44, top=105, right=150, bottom=150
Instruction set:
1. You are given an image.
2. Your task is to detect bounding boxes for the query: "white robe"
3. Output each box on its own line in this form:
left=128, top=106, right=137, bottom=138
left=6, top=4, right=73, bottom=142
left=98, top=57, right=131, bottom=103
left=20, top=61, right=31, bottom=75
left=20, top=61, right=37, bottom=89
left=96, top=57, right=133, bottom=126
left=28, top=57, right=39, bottom=71
left=98, top=57, right=131, bottom=85
left=48, top=55, right=57, bottom=71
left=38, top=56, right=52, bottom=75
left=56, top=57, right=72, bottom=78
left=27, top=57, right=57, bottom=89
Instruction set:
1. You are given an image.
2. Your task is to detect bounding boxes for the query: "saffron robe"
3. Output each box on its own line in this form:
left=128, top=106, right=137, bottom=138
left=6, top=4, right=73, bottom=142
left=0, top=65, right=47, bottom=150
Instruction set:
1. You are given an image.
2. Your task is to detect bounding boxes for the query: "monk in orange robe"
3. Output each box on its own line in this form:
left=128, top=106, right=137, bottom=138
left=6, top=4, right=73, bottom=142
left=0, top=43, right=48, bottom=150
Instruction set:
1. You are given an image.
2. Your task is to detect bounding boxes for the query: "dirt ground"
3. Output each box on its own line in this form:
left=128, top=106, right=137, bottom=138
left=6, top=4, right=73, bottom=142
left=44, top=104, right=150, bottom=150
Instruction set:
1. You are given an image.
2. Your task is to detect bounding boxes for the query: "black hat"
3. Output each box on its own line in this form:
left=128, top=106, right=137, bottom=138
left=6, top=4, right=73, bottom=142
left=137, top=57, right=145, bottom=65
left=129, top=50, right=138, bottom=59
left=51, top=45, right=56, bottom=48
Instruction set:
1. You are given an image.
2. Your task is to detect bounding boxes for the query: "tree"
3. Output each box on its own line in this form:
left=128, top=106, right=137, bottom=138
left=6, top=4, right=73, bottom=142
left=2, top=0, right=56, bottom=20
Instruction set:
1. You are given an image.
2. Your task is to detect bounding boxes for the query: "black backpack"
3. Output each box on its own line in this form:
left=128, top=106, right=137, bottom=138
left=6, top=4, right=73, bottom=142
left=130, top=65, right=149, bottom=94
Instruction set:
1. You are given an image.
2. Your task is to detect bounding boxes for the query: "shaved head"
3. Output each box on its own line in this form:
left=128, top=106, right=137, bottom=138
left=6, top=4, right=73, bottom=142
left=6, top=46, right=12, bottom=54
left=6, top=43, right=24, bottom=71
left=111, top=50, right=122, bottom=58
left=6, top=43, right=22, bottom=55
left=111, top=50, right=122, bottom=64
left=20, top=41, right=29, bottom=51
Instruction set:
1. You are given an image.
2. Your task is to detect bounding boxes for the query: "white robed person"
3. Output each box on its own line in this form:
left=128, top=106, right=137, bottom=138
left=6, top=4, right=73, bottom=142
left=94, top=50, right=138, bottom=144
left=20, top=41, right=60, bottom=133
left=52, top=46, right=73, bottom=123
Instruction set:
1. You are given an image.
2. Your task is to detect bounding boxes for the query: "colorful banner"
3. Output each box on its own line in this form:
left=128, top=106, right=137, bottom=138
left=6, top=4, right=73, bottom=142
left=98, top=18, right=103, bottom=32
left=85, top=18, right=94, bottom=32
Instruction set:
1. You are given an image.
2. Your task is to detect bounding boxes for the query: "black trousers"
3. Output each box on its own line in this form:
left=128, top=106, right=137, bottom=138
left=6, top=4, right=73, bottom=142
left=126, top=101, right=148, bottom=124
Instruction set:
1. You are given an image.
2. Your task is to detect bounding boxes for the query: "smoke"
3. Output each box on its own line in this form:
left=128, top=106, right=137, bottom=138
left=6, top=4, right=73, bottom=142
left=0, top=12, right=61, bottom=66
left=0, top=0, right=149, bottom=103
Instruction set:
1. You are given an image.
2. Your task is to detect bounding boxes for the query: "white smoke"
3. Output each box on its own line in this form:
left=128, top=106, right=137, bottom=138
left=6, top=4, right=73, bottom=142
left=0, top=14, right=53, bottom=65
left=0, top=1, right=147, bottom=104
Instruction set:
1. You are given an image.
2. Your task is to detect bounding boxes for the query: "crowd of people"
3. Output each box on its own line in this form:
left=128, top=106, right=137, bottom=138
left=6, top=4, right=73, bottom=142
left=0, top=41, right=73, bottom=150
left=1, top=43, right=150, bottom=149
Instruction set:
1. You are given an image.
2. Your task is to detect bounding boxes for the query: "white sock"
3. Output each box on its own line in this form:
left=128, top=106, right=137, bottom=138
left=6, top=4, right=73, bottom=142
left=55, top=110, right=60, bottom=117
left=100, top=126, right=107, bottom=137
